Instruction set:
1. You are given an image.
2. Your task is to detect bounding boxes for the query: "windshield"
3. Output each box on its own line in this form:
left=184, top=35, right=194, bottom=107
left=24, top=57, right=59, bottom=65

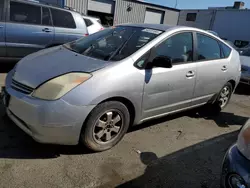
left=64, top=26, right=163, bottom=61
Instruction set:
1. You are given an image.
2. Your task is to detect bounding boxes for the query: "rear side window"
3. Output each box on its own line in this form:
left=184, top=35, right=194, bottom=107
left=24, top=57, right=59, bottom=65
left=42, top=7, right=52, bottom=26
left=84, top=19, right=93, bottom=27
left=197, top=33, right=221, bottom=61
left=10, top=1, right=41, bottom=25
left=221, top=42, right=232, bottom=58
left=0, top=1, right=4, bottom=21
left=51, top=9, right=76, bottom=28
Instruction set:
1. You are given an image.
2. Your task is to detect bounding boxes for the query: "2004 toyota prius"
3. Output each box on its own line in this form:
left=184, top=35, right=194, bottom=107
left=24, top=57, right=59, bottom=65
left=2, top=24, right=241, bottom=151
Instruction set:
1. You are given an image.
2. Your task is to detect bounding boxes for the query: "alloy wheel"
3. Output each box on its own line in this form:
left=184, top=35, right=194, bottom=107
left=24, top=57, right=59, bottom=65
left=218, top=86, right=231, bottom=108
left=93, top=110, right=123, bottom=143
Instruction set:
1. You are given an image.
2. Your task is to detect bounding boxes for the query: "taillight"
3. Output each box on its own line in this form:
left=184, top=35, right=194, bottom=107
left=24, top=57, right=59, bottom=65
left=100, top=28, right=104, bottom=31
left=84, top=34, right=89, bottom=37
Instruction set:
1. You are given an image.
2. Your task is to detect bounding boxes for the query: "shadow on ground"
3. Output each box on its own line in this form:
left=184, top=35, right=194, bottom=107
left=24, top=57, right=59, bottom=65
left=114, top=131, right=238, bottom=188
left=235, top=84, right=250, bottom=95
left=0, top=61, right=16, bottom=73
left=130, top=104, right=249, bottom=133
left=0, top=98, right=248, bottom=160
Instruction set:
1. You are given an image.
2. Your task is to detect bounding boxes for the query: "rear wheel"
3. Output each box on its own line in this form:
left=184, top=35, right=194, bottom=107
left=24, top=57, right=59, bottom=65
left=80, top=101, right=130, bottom=152
left=211, top=82, right=233, bottom=112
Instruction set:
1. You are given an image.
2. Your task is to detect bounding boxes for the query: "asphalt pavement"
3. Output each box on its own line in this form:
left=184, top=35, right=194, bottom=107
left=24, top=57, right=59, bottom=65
left=0, top=63, right=249, bottom=188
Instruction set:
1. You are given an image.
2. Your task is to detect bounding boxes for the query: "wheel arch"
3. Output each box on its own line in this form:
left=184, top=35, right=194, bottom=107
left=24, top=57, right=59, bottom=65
left=100, top=96, right=136, bottom=127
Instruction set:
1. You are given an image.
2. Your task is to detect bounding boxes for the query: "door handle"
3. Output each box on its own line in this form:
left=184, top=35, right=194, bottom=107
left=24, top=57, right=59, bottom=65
left=0, top=26, right=3, bottom=28
left=186, top=71, right=195, bottom=78
left=221, top=65, right=227, bottom=71
left=42, top=28, right=52, bottom=32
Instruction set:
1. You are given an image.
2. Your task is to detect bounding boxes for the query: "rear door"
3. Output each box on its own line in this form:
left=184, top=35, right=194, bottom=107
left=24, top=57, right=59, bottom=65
left=192, top=32, right=229, bottom=105
left=0, top=0, right=6, bottom=57
left=6, top=1, right=54, bottom=58
left=50, top=8, right=84, bottom=44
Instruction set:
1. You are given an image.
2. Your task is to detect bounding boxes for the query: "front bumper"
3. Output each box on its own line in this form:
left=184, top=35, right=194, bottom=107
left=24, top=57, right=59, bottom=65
left=221, top=144, right=250, bottom=188
left=4, top=72, right=95, bottom=145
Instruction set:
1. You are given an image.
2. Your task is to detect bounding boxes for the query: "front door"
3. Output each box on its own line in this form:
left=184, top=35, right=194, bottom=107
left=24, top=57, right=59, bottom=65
left=6, top=1, right=54, bottom=58
left=192, top=33, right=229, bottom=105
left=0, top=0, right=6, bottom=57
left=142, top=32, right=197, bottom=119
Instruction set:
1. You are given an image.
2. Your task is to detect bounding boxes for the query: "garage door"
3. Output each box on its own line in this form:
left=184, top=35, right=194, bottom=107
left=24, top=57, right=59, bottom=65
left=144, top=8, right=164, bottom=24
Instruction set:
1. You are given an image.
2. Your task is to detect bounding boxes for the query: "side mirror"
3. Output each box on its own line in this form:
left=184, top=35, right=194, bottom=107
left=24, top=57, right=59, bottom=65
left=152, top=56, right=173, bottom=68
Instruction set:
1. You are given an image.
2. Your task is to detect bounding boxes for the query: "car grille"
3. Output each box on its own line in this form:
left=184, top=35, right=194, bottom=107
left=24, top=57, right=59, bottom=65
left=11, top=79, right=34, bottom=95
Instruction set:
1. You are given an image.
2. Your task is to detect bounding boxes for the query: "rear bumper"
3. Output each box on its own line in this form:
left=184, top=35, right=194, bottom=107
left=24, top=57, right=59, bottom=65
left=221, top=144, right=250, bottom=188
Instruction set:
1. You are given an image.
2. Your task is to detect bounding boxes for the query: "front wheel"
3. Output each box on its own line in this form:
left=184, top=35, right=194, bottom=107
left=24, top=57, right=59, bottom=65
left=80, top=101, right=130, bottom=152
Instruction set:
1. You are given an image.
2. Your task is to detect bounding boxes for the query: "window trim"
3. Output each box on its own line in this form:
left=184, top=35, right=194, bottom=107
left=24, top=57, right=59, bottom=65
left=41, top=7, right=53, bottom=27
left=8, top=0, right=42, bottom=26
left=193, top=32, right=232, bottom=63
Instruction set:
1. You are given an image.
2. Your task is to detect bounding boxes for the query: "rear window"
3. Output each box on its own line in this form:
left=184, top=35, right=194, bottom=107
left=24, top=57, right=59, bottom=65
left=51, top=9, right=76, bottom=28
left=64, top=26, right=163, bottom=61
left=84, top=18, right=93, bottom=27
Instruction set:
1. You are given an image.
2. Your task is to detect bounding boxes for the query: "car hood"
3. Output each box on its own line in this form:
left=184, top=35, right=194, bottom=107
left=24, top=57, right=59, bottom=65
left=240, top=56, right=250, bottom=67
left=13, top=46, right=110, bottom=88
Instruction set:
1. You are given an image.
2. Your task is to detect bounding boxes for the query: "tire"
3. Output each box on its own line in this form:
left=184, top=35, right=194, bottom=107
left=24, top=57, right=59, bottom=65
left=80, top=101, right=130, bottom=152
left=212, top=82, right=233, bottom=112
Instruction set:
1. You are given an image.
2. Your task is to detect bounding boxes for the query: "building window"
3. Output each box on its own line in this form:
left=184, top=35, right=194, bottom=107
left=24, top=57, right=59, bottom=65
left=186, top=13, right=197, bottom=21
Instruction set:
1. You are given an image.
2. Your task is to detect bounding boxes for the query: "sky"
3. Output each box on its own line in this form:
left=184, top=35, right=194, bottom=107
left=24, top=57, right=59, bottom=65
left=146, top=0, right=249, bottom=9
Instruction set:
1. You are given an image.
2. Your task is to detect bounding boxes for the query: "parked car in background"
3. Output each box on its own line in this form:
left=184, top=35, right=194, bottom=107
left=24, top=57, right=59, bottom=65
left=2, top=24, right=241, bottom=151
left=82, top=15, right=104, bottom=35
left=221, top=119, right=250, bottom=188
left=224, top=40, right=238, bottom=49
left=240, top=49, right=250, bottom=85
left=0, top=0, right=88, bottom=60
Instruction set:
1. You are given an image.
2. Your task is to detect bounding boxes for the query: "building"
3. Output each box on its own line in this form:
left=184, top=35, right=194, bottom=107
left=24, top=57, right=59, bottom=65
left=37, top=0, right=180, bottom=27
left=178, top=1, right=250, bottom=47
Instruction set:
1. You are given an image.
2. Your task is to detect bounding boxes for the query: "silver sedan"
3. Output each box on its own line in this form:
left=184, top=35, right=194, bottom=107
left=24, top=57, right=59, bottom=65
left=2, top=24, right=241, bottom=151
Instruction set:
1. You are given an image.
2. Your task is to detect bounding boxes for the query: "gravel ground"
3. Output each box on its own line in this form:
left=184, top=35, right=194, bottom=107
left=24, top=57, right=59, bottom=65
left=0, top=63, right=249, bottom=188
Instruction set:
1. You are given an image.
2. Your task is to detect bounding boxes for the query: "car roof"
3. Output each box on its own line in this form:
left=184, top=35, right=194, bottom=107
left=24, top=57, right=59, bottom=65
left=118, top=23, right=186, bottom=31
left=16, top=0, right=78, bottom=14
left=82, top=15, right=100, bottom=20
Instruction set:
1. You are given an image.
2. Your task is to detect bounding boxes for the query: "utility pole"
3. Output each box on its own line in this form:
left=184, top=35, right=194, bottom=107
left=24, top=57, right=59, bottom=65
left=175, top=0, right=178, bottom=8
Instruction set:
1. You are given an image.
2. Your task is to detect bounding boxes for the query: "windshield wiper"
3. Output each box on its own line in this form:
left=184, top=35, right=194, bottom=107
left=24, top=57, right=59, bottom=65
left=108, top=31, right=136, bottom=61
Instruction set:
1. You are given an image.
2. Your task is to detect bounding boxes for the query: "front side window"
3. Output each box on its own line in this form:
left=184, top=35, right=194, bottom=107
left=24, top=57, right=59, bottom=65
left=64, top=26, right=163, bottom=61
left=10, top=1, right=41, bottom=25
left=197, top=33, right=221, bottom=61
left=42, top=7, right=52, bottom=26
left=51, top=9, right=76, bottom=28
left=154, top=32, right=193, bottom=64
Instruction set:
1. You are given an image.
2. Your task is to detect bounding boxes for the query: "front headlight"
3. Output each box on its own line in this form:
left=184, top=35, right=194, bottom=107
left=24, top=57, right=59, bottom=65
left=32, top=72, right=92, bottom=100
left=237, top=119, right=250, bottom=160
